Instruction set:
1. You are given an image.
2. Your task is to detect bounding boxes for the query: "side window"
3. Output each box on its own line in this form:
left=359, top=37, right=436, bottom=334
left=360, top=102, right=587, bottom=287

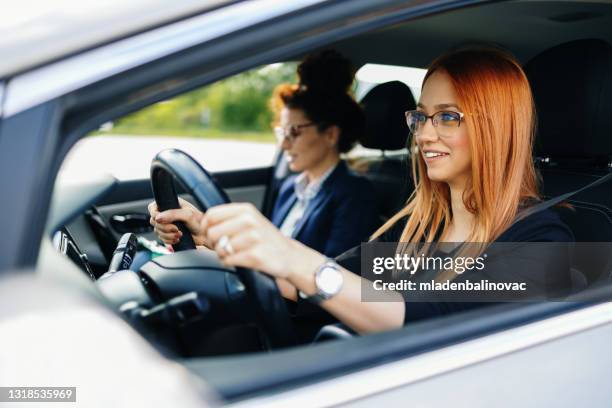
left=348, top=63, right=427, bottom=159
left=59, top=63, right=297, bottom=183
left=355, top=63, right=427, bottom=101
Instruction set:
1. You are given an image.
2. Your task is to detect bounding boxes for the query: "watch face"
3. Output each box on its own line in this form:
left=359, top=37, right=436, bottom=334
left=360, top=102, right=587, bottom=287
left=316, top=265, right=343, bottom=296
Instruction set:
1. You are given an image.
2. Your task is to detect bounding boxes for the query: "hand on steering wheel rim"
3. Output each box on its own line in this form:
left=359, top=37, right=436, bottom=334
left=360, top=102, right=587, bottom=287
left=150, top=148, right=296, bottom=349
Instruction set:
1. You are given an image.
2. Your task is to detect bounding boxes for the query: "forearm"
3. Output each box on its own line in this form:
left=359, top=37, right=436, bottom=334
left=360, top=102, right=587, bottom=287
left=287, top=241, right=405, bottom=334
left=198, top=202, right=404, bottom=332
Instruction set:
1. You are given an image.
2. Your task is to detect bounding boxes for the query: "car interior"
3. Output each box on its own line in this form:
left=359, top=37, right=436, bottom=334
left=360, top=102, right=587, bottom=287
left=39, top=0, right=612, bottom=401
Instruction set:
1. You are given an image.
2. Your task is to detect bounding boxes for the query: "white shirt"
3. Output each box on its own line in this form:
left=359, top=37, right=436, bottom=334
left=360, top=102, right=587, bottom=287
left=279, top=163, right=338, bottom=237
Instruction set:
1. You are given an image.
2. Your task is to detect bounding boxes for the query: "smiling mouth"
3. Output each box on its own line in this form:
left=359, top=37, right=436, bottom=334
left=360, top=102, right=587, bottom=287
left=423, top=151, right=449, bottom=159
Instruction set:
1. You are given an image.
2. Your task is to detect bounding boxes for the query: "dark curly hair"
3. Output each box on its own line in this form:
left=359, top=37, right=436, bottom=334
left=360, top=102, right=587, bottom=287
left=271, top=50, right=365, bottom=153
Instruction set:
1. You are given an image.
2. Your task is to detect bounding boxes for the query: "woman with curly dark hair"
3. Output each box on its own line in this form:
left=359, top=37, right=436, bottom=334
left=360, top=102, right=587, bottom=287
left=267, top=50, right=378, bottom=257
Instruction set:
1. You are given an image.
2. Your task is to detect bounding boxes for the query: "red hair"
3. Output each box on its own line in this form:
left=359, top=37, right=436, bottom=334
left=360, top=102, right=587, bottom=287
left=373, top=48, right=539, bottom=249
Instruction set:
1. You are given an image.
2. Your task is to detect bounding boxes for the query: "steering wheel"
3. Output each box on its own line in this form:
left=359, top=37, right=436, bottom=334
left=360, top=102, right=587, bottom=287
left=150, top=149, right=296, bottom=349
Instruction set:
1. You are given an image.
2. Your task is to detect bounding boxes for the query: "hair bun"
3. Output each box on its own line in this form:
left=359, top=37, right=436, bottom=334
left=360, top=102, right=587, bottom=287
left=297, top=49, right=355, bottom=95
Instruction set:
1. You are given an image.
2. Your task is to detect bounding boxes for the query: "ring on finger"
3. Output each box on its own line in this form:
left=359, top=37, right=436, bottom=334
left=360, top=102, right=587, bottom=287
left=218, top=235, right=234, bottom=255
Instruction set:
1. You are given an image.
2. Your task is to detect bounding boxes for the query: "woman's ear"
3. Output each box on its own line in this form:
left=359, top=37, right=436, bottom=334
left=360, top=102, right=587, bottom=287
left=324, top=125, right=341, bottom=149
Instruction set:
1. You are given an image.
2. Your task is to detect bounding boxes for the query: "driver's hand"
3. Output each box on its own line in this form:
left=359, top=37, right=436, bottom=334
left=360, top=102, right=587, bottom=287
left=203, top=203, right=324, bottom=280
left=148, top=198, right=210, bottom=247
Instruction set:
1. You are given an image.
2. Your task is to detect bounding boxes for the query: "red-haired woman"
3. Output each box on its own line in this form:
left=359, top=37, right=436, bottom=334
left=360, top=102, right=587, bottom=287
left=151, top=48, right=574, bottom=333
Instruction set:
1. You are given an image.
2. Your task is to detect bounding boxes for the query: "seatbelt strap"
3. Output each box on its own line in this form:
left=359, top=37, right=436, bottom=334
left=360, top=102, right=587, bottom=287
left=337, top=170, right=611, bottom=261
left=517, top=171, right=612, bottom=221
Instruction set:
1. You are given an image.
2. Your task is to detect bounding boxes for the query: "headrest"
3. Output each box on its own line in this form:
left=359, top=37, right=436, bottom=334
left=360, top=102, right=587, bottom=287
left=360, top=81, right=416, bottom=150
left=525, top=39, right=612, bottom=163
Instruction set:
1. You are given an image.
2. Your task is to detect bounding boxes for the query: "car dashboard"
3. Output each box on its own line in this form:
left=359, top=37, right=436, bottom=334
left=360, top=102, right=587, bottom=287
left=52, top=227, right=96, bottom=280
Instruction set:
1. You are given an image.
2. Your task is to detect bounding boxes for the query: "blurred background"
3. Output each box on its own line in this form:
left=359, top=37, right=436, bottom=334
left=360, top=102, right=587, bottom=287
left=58, top=62, right=425, bottom=183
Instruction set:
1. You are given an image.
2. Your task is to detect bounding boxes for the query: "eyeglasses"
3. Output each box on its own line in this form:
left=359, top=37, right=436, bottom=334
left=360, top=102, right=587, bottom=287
left=274, top=123, right=316, bottom=143
left=405, top=110, right=464, bottom=137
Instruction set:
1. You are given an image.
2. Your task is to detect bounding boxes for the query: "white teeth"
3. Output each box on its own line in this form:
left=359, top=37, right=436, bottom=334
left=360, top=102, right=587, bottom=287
left=424, top=152, right=447, bottom=158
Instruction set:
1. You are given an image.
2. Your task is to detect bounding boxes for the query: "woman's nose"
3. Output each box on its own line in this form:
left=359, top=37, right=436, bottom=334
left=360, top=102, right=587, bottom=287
left=415, top=119, right=439, bottom=143
left=280, top=136, right=291, bottom=150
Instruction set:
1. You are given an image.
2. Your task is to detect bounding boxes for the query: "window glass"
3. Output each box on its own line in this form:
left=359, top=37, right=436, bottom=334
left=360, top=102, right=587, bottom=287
left=348, top=63, right=426, bottom=157
left=59, top=63, right=297, bottom=182
left=355, top=63, right=427, bottom=101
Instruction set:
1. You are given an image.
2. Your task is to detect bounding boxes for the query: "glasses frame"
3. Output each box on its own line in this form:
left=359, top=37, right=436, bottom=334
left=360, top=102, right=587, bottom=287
left=405, top=110, right=465, bottom=137
left=274, top=122, right=316, bottom=143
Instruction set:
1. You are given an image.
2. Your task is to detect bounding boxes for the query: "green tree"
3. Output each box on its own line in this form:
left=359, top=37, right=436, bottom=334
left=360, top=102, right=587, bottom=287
left=113, top=62, right=297, bottom=137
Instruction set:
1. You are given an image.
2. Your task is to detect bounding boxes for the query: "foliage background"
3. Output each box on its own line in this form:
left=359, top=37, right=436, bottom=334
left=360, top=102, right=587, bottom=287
left=107, top=63, right=298, bottom=142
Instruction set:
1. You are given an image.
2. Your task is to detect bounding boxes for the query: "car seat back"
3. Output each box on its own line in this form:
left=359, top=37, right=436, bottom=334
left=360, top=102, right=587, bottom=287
left=526, top=39, right=612, bottom=284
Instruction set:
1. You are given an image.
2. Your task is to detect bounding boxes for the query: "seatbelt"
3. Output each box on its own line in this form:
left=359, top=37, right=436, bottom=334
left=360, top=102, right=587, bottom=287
left=336, top=170, right=612, bottom=263
left=517, top=171, right=612, bottom=221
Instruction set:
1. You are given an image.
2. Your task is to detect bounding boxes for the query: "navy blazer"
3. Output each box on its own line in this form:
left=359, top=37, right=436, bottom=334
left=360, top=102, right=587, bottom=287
left=271, top=161, right=379, bottom=257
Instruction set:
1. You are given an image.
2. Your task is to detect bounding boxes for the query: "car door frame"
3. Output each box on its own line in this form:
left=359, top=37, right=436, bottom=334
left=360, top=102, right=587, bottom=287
left=0, top=0, right=490, bottom=271
left=3, top=0, right=612, bottom=405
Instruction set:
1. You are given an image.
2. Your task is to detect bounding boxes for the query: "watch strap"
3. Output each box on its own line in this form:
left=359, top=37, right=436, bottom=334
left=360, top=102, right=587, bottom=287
left=298, top=289, right=327, bottom=305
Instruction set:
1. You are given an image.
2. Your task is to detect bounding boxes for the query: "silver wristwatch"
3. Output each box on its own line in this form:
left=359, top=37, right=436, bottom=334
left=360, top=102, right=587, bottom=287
left=299, top=259, right=344, bottom=304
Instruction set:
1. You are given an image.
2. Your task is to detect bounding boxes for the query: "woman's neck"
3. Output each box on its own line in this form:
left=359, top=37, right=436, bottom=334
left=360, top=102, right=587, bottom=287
left=305, top=153, right=340, bottom=183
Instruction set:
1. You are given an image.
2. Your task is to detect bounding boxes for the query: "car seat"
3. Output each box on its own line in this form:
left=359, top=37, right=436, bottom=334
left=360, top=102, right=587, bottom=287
left=356, top=81, right=417, bottom=220
left=525, top=39, right=612, bottom=285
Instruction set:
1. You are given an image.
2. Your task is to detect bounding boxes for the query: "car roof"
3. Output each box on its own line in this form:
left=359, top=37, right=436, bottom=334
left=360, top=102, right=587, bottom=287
left=329, top=0, right=612, bottom=68
left=0, top=0, right=234, bottom=78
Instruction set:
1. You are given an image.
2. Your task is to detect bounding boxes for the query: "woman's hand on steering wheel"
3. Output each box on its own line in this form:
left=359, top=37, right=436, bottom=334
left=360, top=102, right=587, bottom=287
left=203, top=203, right=325, bottom=281
left=150, top=197, right=325, bottom=291
left=148, top=197, right=210, bottom=247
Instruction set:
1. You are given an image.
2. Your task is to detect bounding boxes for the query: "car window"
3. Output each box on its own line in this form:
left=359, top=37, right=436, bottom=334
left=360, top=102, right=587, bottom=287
left=355, top=63, right=427, bottom=101
left=16, top=0, right=612, bottom=404
left=347, top=63, right=426, bottom=158
left=58, top=63, right=297, bottom=183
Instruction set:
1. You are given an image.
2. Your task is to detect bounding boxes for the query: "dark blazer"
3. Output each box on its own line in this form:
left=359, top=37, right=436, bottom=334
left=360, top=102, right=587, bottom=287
left=271, top=161, right=379, bottom=257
